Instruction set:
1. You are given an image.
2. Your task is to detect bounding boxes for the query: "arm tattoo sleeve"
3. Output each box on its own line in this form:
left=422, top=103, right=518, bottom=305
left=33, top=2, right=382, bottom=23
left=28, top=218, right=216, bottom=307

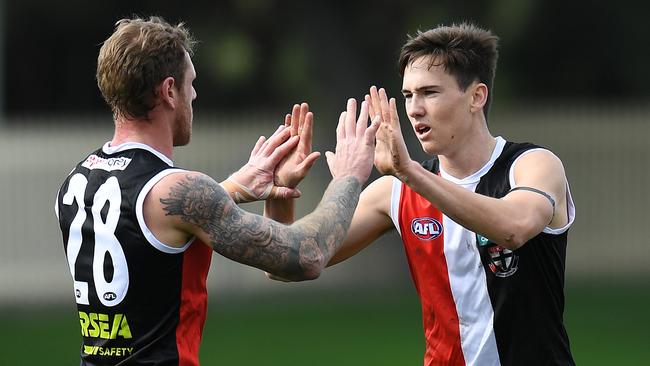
left=160, top=174, right=361, bottom=280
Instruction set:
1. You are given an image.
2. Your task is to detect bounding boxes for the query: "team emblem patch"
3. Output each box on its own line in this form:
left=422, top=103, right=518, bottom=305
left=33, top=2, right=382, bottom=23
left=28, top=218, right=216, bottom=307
left=411, top=217, right=443, bottom=240
left=477, top=234, right=519, bottom=277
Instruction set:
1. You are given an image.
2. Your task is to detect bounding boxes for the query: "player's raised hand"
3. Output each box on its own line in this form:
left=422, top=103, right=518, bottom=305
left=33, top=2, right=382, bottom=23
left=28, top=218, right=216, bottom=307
left=224, top=125, right=303, bottom=202
left=325, top=98, right=380, bottom=184
left=274, top=103, right=321, bottom=189
left=366, top=86, right=412, bottom=177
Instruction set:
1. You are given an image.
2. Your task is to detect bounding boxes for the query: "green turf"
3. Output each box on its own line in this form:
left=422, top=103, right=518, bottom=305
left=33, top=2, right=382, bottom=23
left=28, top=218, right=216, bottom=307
left=1, top=281, right=648, bottom=365
left=564, top=280, right=650, bottom=366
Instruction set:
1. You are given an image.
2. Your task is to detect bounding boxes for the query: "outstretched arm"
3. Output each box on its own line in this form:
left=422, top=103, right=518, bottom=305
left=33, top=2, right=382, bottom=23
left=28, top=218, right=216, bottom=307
left=162, top=172, right=361, bottom=280
left=367, top=86, right=568, bottom=250
left=146, top=98, right=379, bottom=281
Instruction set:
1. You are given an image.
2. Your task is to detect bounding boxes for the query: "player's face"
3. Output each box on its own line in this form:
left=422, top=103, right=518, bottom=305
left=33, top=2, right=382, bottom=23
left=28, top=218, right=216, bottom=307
left=173, top=52, right=197, bottom=147
left=401, top=56, right=475, bottom=156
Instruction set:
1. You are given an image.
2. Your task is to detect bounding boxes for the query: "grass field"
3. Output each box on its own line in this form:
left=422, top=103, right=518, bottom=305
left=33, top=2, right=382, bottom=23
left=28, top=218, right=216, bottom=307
left=1, top=280, right=648, bottom=365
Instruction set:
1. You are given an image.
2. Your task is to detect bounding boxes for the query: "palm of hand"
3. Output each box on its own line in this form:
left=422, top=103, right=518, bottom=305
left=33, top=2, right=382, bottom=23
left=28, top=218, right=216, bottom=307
left=366, top=86, right=411, bottom=177
left=273, top=103, right=320, bottom=190
left=374, top=123, right=399, bottom=175
left=275, top=149, right=306, bottom=188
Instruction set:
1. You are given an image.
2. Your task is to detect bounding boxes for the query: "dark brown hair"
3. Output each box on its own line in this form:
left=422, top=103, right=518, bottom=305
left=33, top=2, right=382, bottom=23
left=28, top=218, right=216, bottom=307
left=97, top=16, right=196, bottom=119
left=398, top=23, right=499, bottom=119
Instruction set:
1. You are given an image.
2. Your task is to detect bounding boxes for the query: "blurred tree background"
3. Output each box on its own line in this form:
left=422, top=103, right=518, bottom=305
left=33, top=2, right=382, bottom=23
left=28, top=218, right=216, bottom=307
left=4, top=0, right=648, bottom=119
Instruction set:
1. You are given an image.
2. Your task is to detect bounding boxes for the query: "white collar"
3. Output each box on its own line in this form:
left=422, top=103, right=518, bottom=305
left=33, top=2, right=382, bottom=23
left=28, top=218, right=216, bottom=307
left=439, top=136, right=506, bottom=185
left=102, top=141, right=174, bottom=167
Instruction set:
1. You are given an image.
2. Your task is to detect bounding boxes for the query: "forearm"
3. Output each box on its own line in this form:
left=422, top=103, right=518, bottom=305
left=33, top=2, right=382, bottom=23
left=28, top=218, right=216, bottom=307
left=398, top=162, right=532, bottom=249
left=161, top=173, right=363, bottom=281
left=280, top=176, right=362, bottom=278
left=264, top=198, right=295, bottom=224
left=215, top=176, right=362, bottom=281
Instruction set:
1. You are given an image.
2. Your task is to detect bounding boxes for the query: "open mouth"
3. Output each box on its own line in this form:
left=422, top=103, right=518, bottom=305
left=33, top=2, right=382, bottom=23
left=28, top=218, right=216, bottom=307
left=415, top=126, right=431, bottom=135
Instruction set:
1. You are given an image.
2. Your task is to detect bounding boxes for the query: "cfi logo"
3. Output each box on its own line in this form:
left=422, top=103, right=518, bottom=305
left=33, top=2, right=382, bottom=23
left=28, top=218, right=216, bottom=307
left=411, top=217, right=443, bottom=240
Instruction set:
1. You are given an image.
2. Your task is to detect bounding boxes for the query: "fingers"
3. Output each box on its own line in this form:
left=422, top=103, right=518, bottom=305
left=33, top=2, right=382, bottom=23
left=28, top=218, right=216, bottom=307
left=389, top=97, right=399, bottom=126
left=260, top=126, right=291, bottom=156
left=369, top=86, right=381, bottom=121
left=378, top=88, right=393, bottom=128
left=300, top=111, right=314, bottom=152
left=365, top=114, right=381, bottom=145
left=365, top=94, right=377, bottom=121
left=254, top=124, right=285, bottom=157
left=356, top=100, right=369, bottom=139
left=336, top=111, right=346, bottom=141
left=289, top=102, right=309, bottom=137
left=345, top=98, right=357, bottom=139
left=299, top=103, right=309, bottom=135
left=268, top=135, right=299, bottom=163
left=290, top=104, right=300, bottom=136
left=284, top=113, right=291, bottom=128
left=250, top=135, right=266, bottom=157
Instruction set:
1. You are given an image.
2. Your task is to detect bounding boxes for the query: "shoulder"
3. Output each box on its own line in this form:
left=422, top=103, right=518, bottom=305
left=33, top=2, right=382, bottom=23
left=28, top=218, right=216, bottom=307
left=511, top=148, right=566, bottom=182
left=151, top=171, right=217, bottom=195
left=149, top=171, right=231, bottom=218
left=143, top=171, right=230, bottom=246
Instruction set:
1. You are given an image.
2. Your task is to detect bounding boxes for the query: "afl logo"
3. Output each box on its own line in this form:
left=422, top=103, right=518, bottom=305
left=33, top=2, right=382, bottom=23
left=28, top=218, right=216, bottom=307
left=103, top=292, right=117, bottom=301
left=411, top=217, right=443, bottom=240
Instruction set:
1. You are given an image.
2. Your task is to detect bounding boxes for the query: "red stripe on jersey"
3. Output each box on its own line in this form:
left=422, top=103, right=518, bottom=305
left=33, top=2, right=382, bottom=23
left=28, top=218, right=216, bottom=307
left=176, top=240, right=212, bottom=366
left=399, top=183, right=465, bottom=366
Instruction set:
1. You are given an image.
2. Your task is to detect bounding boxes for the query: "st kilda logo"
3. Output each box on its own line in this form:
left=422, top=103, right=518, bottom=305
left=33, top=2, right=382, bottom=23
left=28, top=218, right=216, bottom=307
left=411, top=217, right=443, bottom=240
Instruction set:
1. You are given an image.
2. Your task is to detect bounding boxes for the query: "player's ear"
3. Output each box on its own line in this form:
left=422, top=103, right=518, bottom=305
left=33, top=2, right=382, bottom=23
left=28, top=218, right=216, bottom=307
left=470, top=82, right=488, bottom=114
left=159, top=76, right=177, bottom=109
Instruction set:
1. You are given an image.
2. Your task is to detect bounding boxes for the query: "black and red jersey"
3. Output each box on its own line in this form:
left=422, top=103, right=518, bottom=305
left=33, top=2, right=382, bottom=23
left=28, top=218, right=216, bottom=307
left=390, top=137, right=576, bottom=365
left=56, top=141, right=211, bottom=366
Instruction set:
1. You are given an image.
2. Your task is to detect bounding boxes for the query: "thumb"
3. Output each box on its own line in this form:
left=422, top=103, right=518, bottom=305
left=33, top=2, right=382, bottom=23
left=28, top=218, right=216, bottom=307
left=325, top=151, right=335, bottom=167
left=297, top=151, right=321, bottom=172
left=325, top=151, right=336, bottom=177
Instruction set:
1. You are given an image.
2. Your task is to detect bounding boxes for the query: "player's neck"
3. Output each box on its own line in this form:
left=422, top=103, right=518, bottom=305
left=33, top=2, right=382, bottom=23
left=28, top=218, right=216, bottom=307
left=111, top=115, right=174, bottom=159
left=438, top=125, right=496, bottom=180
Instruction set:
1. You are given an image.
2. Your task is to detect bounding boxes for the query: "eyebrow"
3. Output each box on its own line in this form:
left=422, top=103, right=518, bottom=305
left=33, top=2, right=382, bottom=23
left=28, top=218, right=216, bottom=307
left=401, top=85, right=440, bottom=94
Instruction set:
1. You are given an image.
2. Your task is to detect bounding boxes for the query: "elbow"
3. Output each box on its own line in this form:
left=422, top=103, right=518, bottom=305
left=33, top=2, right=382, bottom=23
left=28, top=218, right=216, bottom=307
left=297, top=266, right=322, bottom=281
left=497, top=220, right=537, bottom=250
left=275, top=266, right=322, bottom=282
left=294, top=251, right=325, bottom=281
left=499, top=233, right=526, bottom=251
left=273, top=248, right=324, bottom=282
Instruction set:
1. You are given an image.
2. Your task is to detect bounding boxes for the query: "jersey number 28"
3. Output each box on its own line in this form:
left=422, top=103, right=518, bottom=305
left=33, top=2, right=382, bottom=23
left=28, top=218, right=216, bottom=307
left=62, top=173, right=129, bottom=307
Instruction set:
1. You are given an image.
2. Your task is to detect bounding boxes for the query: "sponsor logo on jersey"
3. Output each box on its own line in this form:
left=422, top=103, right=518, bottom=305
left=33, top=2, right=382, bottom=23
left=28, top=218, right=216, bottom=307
left=477, top=233, right=519, bottom=277
left=79, top=311, right=132, bottom=340
left=411, top=217, right=443, bottom=240
left=83, top=345, right=134, bottom=357
left=82, top=155, right=132, bottom=171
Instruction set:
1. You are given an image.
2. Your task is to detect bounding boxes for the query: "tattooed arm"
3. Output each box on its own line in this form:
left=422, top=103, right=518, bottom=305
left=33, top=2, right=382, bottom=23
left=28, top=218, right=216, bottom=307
left=156, top=173, right=359, bottom=280
left=143, top=98, right=379, bottom=280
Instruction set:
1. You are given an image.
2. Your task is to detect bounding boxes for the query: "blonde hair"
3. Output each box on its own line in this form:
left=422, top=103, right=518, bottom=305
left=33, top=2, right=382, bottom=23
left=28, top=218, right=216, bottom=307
left=96, top=16, right=196, bottom=119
